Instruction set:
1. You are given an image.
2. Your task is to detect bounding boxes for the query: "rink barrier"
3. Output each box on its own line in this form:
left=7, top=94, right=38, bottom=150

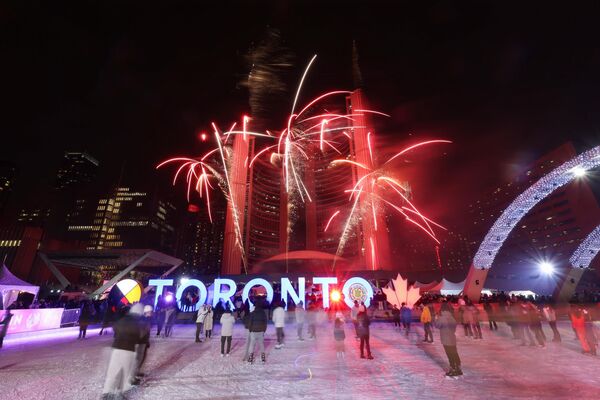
left=60, top=308, right=81, bottom=327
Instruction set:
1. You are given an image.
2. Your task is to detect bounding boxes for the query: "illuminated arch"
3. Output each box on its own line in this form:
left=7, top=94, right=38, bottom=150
left=473, top=146, right=600, bottom=269
left=570, top=225, right=600, bottom=269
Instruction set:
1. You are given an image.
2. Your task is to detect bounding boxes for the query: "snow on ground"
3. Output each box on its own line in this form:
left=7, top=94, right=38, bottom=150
left=1, top=320, right=599, bottom=400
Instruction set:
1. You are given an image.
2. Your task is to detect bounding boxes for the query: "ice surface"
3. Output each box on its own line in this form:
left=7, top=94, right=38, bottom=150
left=1, top=321, right=599, bottom=399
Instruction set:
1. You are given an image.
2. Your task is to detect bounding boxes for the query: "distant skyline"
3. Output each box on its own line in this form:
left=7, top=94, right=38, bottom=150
left=2, top=1, right=600, bottom=231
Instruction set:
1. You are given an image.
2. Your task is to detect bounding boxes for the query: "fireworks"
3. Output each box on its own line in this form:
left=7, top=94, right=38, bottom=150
left=157, top=55, right=450, bottom=271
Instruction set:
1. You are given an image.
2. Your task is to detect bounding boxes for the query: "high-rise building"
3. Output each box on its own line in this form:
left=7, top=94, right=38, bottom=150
left=0, top=225, right=43, bottom=280
left=64, top=186, right=178, bottom=254
left=177, top=204, right=225, bottom=276
left=54, top=152, right=99, bottom=190
left=17, top=207, right=51, bottom=227
left=0, top=161, right=18, bottom=217
left=220, top=89, right=393, bottom=274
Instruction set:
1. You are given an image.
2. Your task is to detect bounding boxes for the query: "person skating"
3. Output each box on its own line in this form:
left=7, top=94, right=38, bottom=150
left=0, top=310, right=13, bottom=349
left=483, top=300, right=498, bottom=330
left=78, top=301, right=95, bottom=339
left=542, top=303, right=562, bottom=342
left=527, top=303, right=546, bottom=348
left=195, top=304, right=209, bottom=342
left=101, top=303, right=144, bottom=399
left=351, top=301, right=360, bottom=339
left=391, top=305, right=401, bottom=330
left=571, top=305, right=591, bottom=354
left=241, top=303, right=252, bottom=361
left=420, top=302, right=434, bottom=343
left=356, top=310, right=373, bottom=359
left=220, top=308, right=235, bottom=357
left=272, top=300, right=286, bottom=349
left=584, top=307, right=598, bottom=356
left=460, top=300, right=474, bottom=338
left=132, top=305, right=153, bottom=385
left=155, top=295, right=165, bottom=337
left=204, top=305, right=214, bottom=339
left=307, top=302, right=317, bottom=340
left=333, top=312, right=346, bottom=359
left=436, top=301, right=463, bottom=377
left=295, top=301, right=306, bottom=341
left=467, top=300, right=483, bottom=340
left=400, top=303, right=412, bottom=338
left=164, top=302, right=177, bottom=337
left=247, top=298, right=268, bottom=364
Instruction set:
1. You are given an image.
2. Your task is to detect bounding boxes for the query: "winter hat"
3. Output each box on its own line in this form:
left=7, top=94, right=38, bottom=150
left=143, top=305, right=153, bottom=314
left=130, top=303, right=144, bottom=316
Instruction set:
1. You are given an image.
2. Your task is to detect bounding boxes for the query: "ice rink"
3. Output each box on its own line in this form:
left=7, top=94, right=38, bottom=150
left=1, top=320, right=599, bottom=399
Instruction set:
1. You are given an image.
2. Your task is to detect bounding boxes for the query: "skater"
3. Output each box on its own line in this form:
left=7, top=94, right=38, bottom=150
left=155, top=295, right=166, bottom=337
left=0, top=310, right=13, bottom=348
left=436, top=301, right=463, bottom=377
left=351, top=301, right=360, bottom=339
left=584, top=307, right=597, bottom=356
left=357, top=310, right=373, bottom=359
left=295, top=301, right=306, bottom=341
left=570, top=305, right=592, bottom=354
left=164, top=302, right=176, bottom=337
left=391, top=305, right=401, bottom=329
left=483, top=300, right=498, bottom=330
left=242, top=302, right=252, bottom=361
left=420, top=302, right=434, bottom=343
left=132, top=305, right=153, bottom=385
left=78, top=301, right=95, bottom=339
left=195, top=304, right=210, bottom=342
left=101, top=304, right=143, bottom=399
left=247, top=298, right=268, bottom=364
left=333, top=312, right=346, bottom=359
left=272, top=300, right=285, bottom=349
left=307, top=302, right=317, bottom=340
left=468, top=300, right=483, bottom=340
left=528, top=303, right=546, bottom=347
left=518, top=301, right=536, bottom=346
left=220, top=308, right=235, bottom=357
left=99, top=302, right=113, bottom=336
left=542, top=303, right=561, bottom=342
left=460, top=300, right=474, bottom=338
left=400, top=303, right=412, bottom=338
left=204, top=305, right=214, bottom=339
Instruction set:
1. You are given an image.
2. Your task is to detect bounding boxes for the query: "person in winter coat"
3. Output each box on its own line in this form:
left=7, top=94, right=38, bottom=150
left=527, top=303, right=545, bottom=347
left=420, top=303, right=434, bottom=343
left=351, top=301, right=360, bottom=339
left=584, top=308, right=598, bottom=356
left=0, top=311, right=13, bottom=348
left=220, top=309, right=235, bottom=357
left=400, top=303, right=412, bottom=338
left=333, top=312, right=346, bottom=359
left=542, top=304, right=561, bottom=342
left=242, top=302, right=252, bottom=361
left=272, top=301, right=286, bottom=349
left=102, top=304, right=143, bottom=399
left=203, top=306, right=214, bottom=339
left=164, top=302, right=176, bottom=337
left=391, top=305, right=401, bottom=329
left=295, top=301, right=306, bottom=341
left=460, top=301, right=474, bottom=338
left=196, top=305, right=210, bottom=342
left=483, top=300, right=498, bottom=330
left=467, top=300, right=483, bottom=340
left=570, top=305, right=591, bottom=354
left=247, top=299, right=268, bottom=364
left=435, top=302, right=462, bottom=377
left=356, top=311, right=373, bottom=359
left=132, top=305, right=153, bottom=384
left=78, top=301, right=95, bottom=339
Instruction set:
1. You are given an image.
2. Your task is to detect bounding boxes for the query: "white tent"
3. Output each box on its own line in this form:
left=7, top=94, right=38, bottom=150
left=418, top=278, right=466, bottom=295
left=0, top=264, right=40, bottom=309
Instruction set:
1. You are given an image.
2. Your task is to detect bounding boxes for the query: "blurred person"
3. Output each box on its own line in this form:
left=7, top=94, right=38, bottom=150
left=468, top=300, right=483, bottom=340
left=357, top=310, right=373, bottom=359
left=295, top=301, right=306, bottom=341
left=220, top=308, right=235, bottom=357
left=242, top=302, right=252, bottom=361
left=527, top=303, right=546, bottom=348
left=483, top=299, right=498, bottom=330
left=78, top=301, right=95, bottom=339
left=570, top=305, right=591, bottom=354
left=307, top=302, right=317, bottom=340
left=132, top=305, right=153, bottom=384
left=272, top=300, right=286, bottom=349
left=101, top=303, right=143, bottom=399
left=436, top=301, right=462, bottom=377
left=584, top=307, right=597, bottom=356
left=460, top=300, right=474, bottom=338
left=164, top=301, right=177, bottom=337
left=351, top=300, right=360, bottom=339
left=420, top=302, right=434, bottom=343
left=400, top=303, right=412, bottom=338
left=391, top=304, right=401, bottom=330
left=518, top=301, right=536, bottom=346
left=542, top=303, right=561, bottom=342
left=0, top=310, right=13, bottom=348
left=333, top=312, right=346, bottom=359
left=155, top=295, right=166, bottom=337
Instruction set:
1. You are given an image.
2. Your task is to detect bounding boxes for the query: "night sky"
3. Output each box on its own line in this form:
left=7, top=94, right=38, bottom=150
left=2, top=1, right=600, bottom=227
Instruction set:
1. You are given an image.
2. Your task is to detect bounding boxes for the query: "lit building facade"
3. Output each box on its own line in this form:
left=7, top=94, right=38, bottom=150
left=65, top=187, right=178, bottom=254
left=0, top=161, right=17, bottom=217
left=54, top=152, right=99, bottom=190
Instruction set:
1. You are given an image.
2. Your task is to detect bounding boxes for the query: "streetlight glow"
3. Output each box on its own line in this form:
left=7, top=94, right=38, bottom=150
left=572, top=166, right=587, bottom=177
left=539, top=261, right=554, bottom=275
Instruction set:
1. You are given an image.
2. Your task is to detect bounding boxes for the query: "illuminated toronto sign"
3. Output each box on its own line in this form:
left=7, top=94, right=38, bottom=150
left=148, top=276, right=373, bottom=311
